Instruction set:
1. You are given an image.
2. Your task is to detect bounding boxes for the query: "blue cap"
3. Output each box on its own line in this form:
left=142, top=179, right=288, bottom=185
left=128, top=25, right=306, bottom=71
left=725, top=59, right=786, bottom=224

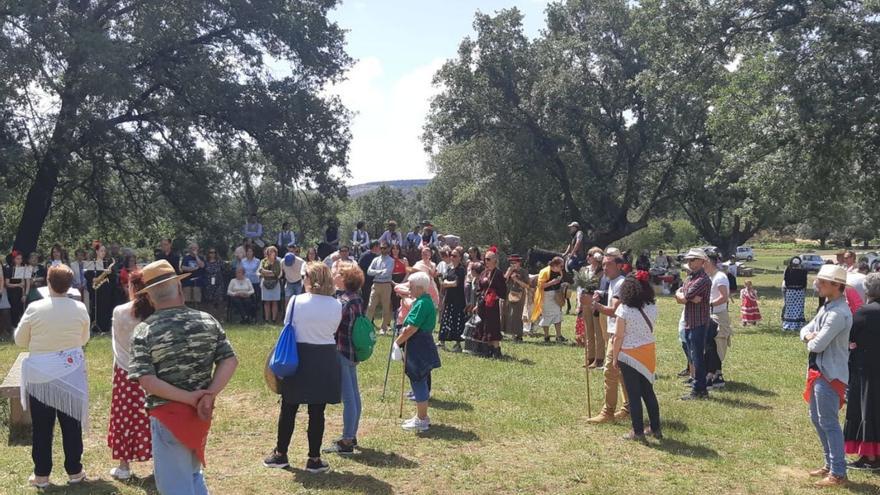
left=284, top=253, right=295, bottom=266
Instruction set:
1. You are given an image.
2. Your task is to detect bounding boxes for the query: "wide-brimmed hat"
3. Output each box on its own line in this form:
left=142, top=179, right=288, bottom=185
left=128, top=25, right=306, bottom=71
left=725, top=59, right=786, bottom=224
left=568, top=221, right=580, bottom=229
left=508, top=254, right=523, bottom=263
left=683, top=248, right=709, bottom=261
left=817, top=264, right=847, bottom=285
left=136, top=260, right=190, bottom=294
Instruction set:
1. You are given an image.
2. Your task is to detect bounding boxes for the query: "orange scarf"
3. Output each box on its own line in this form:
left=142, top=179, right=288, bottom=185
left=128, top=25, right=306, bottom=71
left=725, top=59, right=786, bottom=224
left=803, top=368, right=846, bottom=410
left=150, top=402, right=212, bottom=466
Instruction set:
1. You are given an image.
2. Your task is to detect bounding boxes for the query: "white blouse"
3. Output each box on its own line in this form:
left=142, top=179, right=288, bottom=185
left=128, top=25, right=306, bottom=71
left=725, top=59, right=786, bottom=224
left=111, top=301, right=142, bottom=371
left=614, top=303, right=658, bottom=349
left=285, top=293, right=341, bottom=345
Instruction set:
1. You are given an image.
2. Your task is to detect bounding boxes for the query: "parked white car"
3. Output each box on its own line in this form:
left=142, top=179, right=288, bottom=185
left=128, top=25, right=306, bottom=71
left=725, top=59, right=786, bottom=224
left=735, top=246, right=754, bottom=261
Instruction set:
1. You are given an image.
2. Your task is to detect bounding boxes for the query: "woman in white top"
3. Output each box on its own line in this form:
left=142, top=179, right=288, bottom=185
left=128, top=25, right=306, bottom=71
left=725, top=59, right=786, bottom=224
left=611, top=271, right=661, bottom=442
left=264, top=262, right=342, bottom=473
left=107, top=270, right=155, bottom=480
left=14, top=265, right=90, bottom=488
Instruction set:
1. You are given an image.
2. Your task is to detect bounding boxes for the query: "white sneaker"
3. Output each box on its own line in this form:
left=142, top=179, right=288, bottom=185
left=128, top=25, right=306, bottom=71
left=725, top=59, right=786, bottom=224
left=401, top=415, right=430, bottom=432
left=110, top=467, right=131, bottom=480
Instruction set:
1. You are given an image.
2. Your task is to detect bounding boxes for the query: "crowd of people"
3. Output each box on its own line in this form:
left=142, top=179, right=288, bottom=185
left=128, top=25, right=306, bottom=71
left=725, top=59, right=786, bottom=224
left=6, top=217, right=880, bottom=491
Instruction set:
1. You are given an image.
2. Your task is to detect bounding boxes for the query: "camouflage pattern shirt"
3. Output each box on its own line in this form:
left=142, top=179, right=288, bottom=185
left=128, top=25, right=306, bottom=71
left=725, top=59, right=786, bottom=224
left=128, top=306, right=236, bottom=409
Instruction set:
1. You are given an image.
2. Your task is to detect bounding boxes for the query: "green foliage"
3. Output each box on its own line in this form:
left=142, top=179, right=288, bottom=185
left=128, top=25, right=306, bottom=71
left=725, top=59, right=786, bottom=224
left=337, top=185, right=420, bottom=244
left=0, top=0, right=352, bottom=254
left=616, top=218, right=701, bottom=255
left=425, top=2, right=717, bottom=247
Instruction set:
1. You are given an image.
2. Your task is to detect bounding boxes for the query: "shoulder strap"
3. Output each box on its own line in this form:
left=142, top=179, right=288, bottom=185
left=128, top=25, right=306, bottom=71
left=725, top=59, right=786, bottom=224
left=637, top=307, right=654, bottom=333
left=286, top=295, right=297, bottom=326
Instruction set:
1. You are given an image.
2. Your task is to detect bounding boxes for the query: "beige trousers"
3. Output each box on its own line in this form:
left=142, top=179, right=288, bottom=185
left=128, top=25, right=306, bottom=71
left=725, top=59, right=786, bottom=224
left=367, top=282, right=393, bottom=329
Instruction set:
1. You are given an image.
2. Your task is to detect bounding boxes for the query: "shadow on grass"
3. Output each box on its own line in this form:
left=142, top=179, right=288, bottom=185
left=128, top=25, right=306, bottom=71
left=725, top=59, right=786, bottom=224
left=843, top=480, right=880, bottom=494
left=500, top=355, right=536, bottom=366
left=347, top=447, right=418, bottom=469
left=430, top=398, right=474, bottom=411
left=41, top=479, right=133, bottom=494
left=417, top=424, right=480, bottom=442
left=649, top=437, right=719, bottom=459
left=291, top=469, right=393, bottom=494
left=711, top=396, right=772, bottom=411
left=662, top=419, right=689, bottom=433
left=721, top=381, right=778, bottom=397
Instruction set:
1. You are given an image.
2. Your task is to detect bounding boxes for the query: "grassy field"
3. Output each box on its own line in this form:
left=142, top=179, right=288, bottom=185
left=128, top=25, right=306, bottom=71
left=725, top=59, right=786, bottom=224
left=1, top=248, right=879, bottom=494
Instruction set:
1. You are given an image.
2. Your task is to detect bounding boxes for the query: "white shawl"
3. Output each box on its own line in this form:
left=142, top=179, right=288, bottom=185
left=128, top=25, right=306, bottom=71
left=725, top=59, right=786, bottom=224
left=20, top=347, right=89, bottom=429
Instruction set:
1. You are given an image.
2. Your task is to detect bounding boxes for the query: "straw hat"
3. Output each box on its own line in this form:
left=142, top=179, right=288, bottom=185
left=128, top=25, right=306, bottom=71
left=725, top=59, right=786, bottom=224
left=683, top=248, right=709, bottom=261
left=605, top=247, right=622, bottom=257
left=136, top=260, right=190, bottom=294
left=817, top=264, right=847, bottom=285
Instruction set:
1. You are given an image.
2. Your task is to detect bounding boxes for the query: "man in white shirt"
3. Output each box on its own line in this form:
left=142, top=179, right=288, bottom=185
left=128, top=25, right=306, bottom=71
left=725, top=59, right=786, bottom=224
left=704, top=254, right=731, bottom=389
left=588, top=254, right=629, bottom=424
left=282, top=243, right=305, bottom=309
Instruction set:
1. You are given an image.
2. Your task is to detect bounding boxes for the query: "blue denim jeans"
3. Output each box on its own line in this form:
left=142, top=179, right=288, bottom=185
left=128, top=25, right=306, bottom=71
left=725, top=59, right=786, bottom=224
left=686, top=325, right=708, bottom=394
left=338, top=354, right=362, bottom=440
left=409, top=373, right=431, bottom=402
left=809, top=378, right=846, bottom=477
left=150, top=417, right=208, bottom=495
left=284, top=280, right=303, bottom=299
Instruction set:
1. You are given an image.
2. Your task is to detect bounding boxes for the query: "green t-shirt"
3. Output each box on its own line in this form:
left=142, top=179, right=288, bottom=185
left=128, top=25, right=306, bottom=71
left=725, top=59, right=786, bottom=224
left=128, top=306, right=236, bottom=409
left=404, top=293, right=436, bottom=333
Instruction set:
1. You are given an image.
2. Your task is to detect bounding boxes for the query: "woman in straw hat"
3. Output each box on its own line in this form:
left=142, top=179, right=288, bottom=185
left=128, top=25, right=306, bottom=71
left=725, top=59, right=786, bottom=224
left=800, top=264, right=852, bottom=487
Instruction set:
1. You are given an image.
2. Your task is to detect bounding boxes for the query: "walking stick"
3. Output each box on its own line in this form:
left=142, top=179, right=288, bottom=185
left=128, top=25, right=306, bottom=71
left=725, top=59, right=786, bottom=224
left=399, top=346, right=408, bottom=419
left=381, top=326, right=396, bottom=399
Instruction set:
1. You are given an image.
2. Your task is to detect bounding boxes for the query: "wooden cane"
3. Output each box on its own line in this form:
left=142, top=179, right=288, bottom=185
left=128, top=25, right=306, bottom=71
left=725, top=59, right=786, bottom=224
left=399, top=346, right=408, bottom=419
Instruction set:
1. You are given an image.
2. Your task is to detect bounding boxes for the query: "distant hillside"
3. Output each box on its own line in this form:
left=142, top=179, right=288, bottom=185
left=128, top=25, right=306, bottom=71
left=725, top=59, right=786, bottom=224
left=348, top=179, right=430, bottom=198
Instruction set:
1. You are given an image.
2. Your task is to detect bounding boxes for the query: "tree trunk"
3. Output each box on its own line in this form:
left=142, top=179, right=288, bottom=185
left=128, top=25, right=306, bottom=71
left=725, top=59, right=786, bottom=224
left=819, top=236, right=827, bottom=249
left=12, top=152, right=64, bottom=255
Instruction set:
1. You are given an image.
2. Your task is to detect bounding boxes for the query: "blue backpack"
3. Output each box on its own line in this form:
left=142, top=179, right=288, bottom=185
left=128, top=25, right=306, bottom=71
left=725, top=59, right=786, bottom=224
left=269, top=297, right=299, bottom=377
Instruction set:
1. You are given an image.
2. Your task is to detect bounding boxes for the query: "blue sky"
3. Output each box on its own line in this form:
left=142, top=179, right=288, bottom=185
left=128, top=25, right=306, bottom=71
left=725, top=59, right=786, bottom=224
left=328, top=1, right=550, bottom=185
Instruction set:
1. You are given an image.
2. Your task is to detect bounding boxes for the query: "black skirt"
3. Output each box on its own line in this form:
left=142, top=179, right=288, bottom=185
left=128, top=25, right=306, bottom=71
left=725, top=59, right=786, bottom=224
left=844, top=363, right=880, bottom=454
left=280, top=343, right=341, bottom=405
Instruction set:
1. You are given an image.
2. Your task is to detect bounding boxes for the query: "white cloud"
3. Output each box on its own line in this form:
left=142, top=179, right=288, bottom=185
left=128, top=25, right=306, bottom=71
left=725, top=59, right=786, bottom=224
left=331, top=57, right=444, bottom=185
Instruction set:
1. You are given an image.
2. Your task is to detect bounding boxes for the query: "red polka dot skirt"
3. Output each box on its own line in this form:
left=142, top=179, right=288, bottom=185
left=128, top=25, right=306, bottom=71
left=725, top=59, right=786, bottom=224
left=107, top=365, right=152, bottom=462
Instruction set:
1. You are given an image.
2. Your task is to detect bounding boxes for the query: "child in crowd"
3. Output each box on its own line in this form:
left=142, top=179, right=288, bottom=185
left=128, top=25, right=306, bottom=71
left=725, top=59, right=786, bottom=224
left=739, top=280, right=761, bottom=326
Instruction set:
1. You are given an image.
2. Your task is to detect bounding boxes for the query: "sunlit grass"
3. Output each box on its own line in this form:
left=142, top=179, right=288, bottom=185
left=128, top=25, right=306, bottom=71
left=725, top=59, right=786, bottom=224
left=0, top=248, right=877, bottom=494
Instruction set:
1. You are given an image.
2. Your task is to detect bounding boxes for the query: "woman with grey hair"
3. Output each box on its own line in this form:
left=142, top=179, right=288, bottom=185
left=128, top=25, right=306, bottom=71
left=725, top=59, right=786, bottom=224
left=844, top=272, right=880, bottom=469
left=394, top=271, right=441, bottom=432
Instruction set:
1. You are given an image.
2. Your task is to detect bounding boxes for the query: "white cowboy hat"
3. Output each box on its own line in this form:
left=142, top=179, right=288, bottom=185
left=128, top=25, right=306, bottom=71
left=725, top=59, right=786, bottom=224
left=817, top=264, right=847, bottom=285
left=683, top=248, right=709, bottom=261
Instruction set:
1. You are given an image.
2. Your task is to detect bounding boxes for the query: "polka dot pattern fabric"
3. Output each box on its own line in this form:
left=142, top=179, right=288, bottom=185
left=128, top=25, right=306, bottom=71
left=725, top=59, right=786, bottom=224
left=107, top=365, right=152, bottom=462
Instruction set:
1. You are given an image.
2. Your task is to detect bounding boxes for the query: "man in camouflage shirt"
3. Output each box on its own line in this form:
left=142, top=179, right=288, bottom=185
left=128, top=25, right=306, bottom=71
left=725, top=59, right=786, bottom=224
left=128, top=260, right=238, bottom=495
